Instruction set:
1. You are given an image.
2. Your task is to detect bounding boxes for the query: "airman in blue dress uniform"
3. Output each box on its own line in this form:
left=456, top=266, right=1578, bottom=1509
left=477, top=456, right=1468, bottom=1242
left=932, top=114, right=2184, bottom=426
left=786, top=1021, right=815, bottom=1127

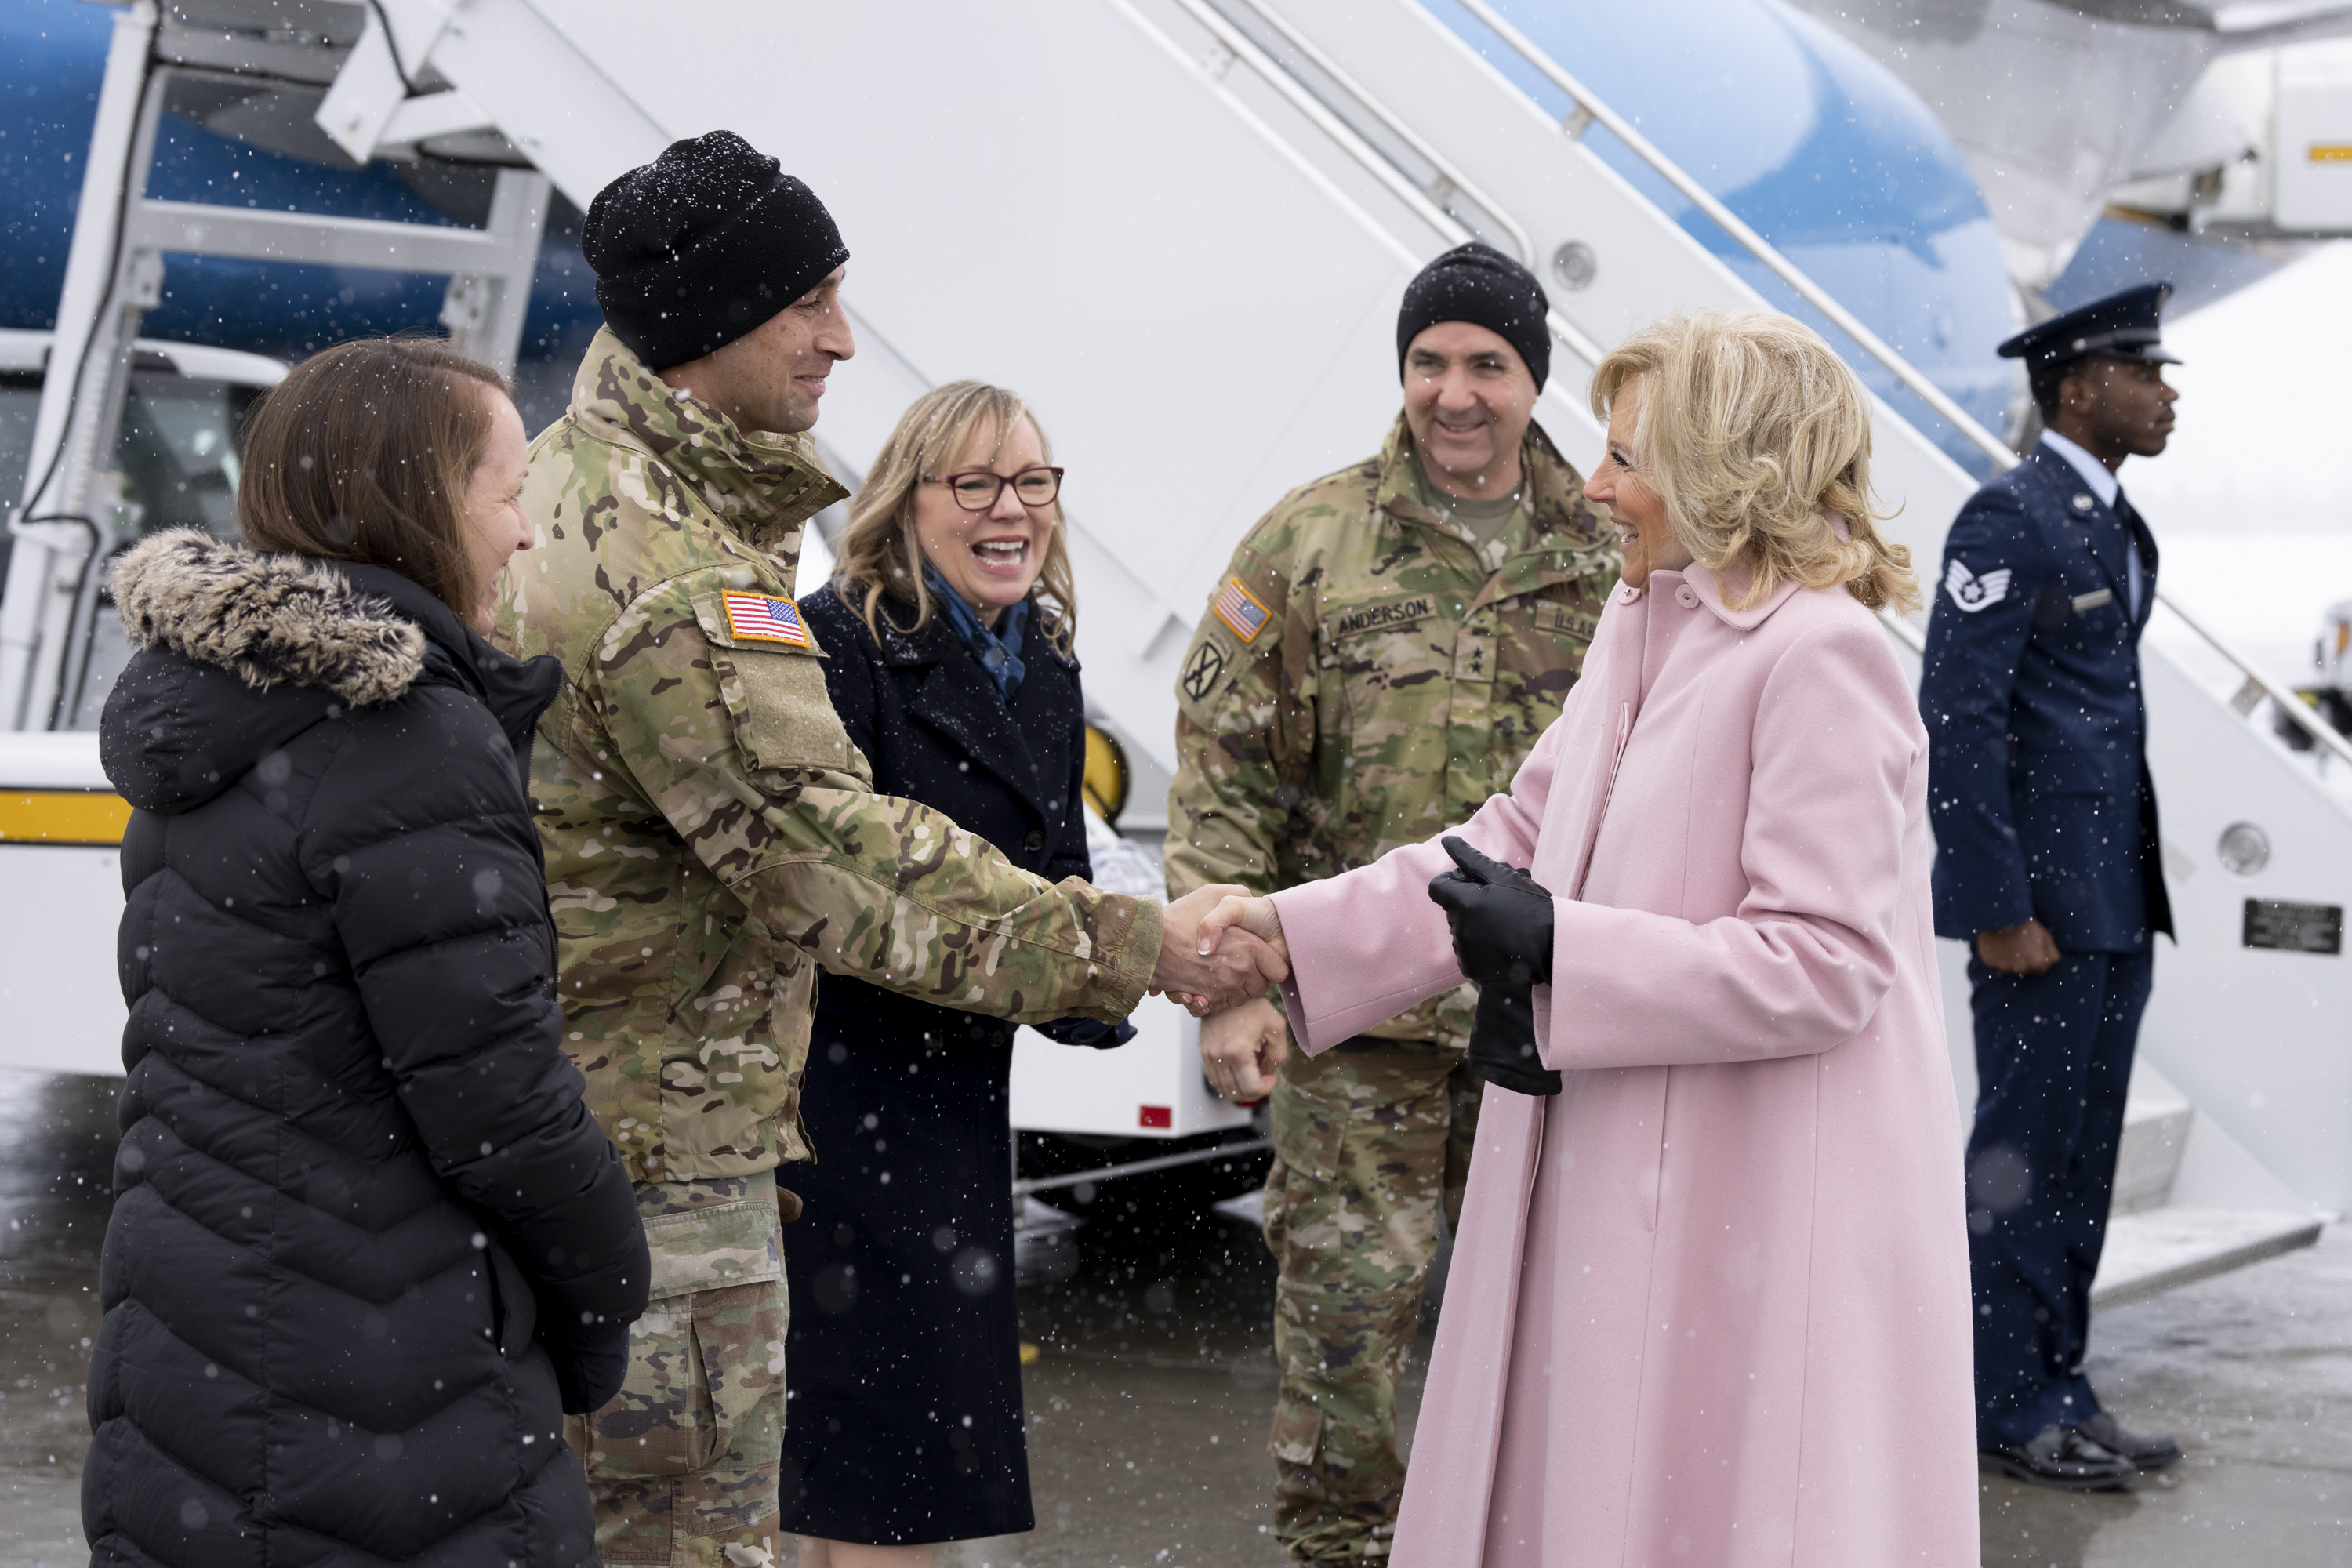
left=1922, top=282, right=2186, bottom=1492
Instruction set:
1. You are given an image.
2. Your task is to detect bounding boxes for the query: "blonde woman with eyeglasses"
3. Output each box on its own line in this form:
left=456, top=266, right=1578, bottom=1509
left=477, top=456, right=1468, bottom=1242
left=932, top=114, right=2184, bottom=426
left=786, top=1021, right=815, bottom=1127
left=784, top=382, right=1114, bottom=1566
left=1199, top=312, right=1978, bottom=1567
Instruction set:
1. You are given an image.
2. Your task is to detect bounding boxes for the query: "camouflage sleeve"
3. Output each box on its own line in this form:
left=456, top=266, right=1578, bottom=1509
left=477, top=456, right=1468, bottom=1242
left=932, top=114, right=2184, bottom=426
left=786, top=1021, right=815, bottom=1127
left=575, top=569, right=1163, bottom=1025
left=1163, top=539, right=1317, bottom=900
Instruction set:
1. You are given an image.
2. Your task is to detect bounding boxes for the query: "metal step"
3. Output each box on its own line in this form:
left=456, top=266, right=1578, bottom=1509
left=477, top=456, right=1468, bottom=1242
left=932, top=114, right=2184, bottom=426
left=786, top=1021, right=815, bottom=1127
left=2097, top=1064, right=2326, bottom=1308
left=2092, top=1207, right=2325, bottom=1308
left=2114, top=1083, right=2195, bottom=1216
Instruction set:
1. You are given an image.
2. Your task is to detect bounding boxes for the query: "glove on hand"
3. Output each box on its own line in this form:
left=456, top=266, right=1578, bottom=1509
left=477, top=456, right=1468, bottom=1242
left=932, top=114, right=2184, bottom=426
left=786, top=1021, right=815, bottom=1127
left=1428, top=837, right=1555, bottom=985
left=1033, top=1015, right=1138, bottom=1050
left=1428, top=836, right=1561, bottom=1097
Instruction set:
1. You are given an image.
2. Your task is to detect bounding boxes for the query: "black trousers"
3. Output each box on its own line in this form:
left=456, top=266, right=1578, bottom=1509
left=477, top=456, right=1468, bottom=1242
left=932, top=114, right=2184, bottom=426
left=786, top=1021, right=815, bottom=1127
left=1964, top=948, right=2153, bottom=1446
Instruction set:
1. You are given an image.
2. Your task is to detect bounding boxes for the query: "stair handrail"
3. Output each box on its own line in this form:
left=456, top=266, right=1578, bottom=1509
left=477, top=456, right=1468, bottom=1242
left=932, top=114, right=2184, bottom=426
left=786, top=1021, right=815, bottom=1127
left=1449, top=0, right=2352, bottom=768
left=1165, top=0, right=1603, bottom=366
left=2162, top=594, right=2352, bottom=769
left=1450, top=0, right=2015, bottom=468
left=1882, top=595, right=2352, bottom=769
left=1218, top=0, right=1537, bottom=269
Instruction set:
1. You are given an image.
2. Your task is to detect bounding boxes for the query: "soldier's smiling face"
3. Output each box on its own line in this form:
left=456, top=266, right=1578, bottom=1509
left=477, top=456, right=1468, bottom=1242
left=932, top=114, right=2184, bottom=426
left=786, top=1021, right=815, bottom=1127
left=659, top=266, right=855, bottom=436
left=762, top=266, right=856, bottom=434
left=1403, top=322, right=1538, bottom=501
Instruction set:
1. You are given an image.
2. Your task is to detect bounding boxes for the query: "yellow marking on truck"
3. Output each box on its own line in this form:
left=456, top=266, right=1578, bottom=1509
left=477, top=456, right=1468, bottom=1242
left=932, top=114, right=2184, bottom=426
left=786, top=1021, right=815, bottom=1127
left=2311, top=144, right=2352, bottom=162
left=0, top=791, right=131, bottom=844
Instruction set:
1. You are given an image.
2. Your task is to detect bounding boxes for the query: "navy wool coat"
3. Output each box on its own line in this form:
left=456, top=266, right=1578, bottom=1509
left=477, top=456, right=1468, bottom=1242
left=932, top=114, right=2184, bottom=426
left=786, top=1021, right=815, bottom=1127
left=779, top=582, right=1090, bottom=1543
left=1920, top=443, right=2173, bottom=952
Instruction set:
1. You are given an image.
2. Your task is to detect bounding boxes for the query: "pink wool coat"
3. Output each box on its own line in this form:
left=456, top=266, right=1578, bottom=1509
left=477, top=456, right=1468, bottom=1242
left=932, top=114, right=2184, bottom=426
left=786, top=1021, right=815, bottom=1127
left=1269, top=564, right=1977, bottom=1568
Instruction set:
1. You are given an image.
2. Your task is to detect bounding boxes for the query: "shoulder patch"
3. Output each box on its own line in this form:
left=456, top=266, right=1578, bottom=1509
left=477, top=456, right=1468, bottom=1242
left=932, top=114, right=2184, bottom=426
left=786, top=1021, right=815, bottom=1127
left=1181, top=637, right=1231, bottom=704
left=1944, top=560, right=2013, bottom=614
left=721, top=591, right=811, bottom=648
left=1213, top=577, right=1272, bottom=643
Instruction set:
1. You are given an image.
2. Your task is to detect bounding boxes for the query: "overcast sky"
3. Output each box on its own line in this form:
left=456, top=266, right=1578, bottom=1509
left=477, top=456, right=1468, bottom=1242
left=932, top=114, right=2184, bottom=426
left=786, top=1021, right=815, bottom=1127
left=2128, top=241, right=2352, bottom=690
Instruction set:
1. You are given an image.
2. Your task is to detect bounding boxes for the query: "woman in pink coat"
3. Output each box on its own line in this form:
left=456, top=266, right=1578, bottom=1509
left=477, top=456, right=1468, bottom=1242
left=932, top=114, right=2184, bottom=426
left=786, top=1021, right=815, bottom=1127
left=1200, top=311, right=1979, bottom=1567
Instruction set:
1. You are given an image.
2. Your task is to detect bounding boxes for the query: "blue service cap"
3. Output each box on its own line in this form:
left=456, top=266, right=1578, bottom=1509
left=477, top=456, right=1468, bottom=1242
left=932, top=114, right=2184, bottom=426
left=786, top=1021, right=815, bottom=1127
left=1997, top=282, right=2181, bottom=370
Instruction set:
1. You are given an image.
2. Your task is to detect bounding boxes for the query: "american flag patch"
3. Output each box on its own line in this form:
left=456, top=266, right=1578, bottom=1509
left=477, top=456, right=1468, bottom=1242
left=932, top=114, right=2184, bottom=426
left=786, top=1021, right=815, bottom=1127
left=1213, top=577, right=1270, bottom=643
left=721, top=591, right=809, bottom=648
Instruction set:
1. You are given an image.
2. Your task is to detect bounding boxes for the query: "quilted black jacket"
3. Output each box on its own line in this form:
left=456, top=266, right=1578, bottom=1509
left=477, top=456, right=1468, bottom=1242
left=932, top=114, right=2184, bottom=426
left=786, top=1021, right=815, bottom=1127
left=85, top=531, right=645, bottom=1567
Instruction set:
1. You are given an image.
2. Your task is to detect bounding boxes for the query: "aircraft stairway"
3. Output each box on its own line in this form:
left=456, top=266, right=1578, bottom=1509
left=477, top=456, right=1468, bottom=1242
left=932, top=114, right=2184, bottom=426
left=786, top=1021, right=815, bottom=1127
left=1151, top=0, right=2339, bottom=1302
left=6, top=0, right=2346, bottom=1287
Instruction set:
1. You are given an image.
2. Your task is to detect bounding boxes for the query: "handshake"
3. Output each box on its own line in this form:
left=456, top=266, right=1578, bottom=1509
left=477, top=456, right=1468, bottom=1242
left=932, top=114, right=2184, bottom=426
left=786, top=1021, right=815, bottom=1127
left=1138, top=887, right=1293, bottom=1104
left=1149, top=884, right=1291, bottom=1015
left=1167, top=838, right=1564, bottom=1102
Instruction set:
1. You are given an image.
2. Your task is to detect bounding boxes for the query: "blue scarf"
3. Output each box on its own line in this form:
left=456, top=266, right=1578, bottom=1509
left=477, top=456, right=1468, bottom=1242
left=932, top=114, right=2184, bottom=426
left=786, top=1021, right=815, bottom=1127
left=924, top=561, right=1029, bottom=702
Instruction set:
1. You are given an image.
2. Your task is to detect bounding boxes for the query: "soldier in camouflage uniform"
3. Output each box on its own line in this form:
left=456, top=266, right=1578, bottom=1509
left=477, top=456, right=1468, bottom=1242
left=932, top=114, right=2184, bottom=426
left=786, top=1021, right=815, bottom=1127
left=497, top=132, right=1276, bottom=1568
left=1167, top=244, right=1617, bottom=1564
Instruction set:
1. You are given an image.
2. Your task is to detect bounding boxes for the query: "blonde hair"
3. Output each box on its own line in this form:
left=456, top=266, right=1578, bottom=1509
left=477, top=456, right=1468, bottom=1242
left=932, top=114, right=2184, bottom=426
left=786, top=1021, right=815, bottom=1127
left=834, top=381, right=1077, bottom=654
left=1590, top=310, right=1919, bottom=615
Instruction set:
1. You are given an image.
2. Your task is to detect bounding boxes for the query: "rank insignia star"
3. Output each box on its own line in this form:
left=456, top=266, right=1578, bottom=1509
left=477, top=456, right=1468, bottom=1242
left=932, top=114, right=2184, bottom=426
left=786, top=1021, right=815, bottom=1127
left=1944, top=559, right=2013, bottom=614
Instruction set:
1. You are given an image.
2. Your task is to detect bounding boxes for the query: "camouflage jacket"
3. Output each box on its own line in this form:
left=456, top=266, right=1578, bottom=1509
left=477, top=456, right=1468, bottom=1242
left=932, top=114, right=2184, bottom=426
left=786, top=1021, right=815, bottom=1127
left=499, top=328, right=1162, bottom=1185
left=1163, top=415, right=1616, bottom=1048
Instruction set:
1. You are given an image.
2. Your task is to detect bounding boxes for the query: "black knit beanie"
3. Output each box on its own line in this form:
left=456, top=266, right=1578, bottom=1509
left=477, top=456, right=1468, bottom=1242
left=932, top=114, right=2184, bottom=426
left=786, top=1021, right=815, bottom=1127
left=1396, top=241, right=1551, bottom=392
left=582, top=131, right=849, bottom=370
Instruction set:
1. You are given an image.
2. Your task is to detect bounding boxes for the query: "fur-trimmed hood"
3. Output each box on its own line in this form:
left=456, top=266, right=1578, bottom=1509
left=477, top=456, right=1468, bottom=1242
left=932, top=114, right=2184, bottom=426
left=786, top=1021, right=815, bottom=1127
left=111, top=528, right=427, bottom=707
left=101, top=531, right=562, bottom=818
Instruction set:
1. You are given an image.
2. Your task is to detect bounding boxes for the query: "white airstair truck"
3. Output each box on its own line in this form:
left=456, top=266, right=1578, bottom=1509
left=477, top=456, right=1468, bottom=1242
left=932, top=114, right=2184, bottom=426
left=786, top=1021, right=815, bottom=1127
left=4, top=0, right=2338, bottom=1293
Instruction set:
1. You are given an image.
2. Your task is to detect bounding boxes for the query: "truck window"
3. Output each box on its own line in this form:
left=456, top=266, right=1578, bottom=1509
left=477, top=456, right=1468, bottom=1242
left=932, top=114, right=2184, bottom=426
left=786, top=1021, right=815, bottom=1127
left=1, top=368, right=264, bottom=541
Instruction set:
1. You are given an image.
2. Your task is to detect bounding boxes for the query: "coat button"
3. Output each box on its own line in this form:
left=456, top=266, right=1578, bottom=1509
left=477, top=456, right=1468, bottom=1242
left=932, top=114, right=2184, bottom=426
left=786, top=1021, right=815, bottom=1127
left=1675, top=586, right=1698, bottom=608
left=1023, top=829, right=1045, bottom=851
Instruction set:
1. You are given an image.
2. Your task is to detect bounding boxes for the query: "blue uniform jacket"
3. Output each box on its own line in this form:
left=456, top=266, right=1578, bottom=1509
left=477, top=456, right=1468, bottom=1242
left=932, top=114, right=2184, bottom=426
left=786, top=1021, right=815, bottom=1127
left=1921, top=444, right=2173, bottom=952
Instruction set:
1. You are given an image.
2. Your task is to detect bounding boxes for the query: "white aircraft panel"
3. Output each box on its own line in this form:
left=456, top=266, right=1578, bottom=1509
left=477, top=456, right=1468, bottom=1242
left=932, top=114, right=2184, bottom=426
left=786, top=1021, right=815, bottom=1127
left=544, top=0, right=1422, bottom=639
left=0, top=845, right=125, bottom=1078
left=2139, top=644, right=2352, bottom=1216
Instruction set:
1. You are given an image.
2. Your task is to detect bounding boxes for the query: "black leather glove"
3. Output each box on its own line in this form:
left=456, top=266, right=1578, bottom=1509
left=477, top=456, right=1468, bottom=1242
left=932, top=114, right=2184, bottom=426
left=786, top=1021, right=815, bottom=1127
left=1032, top=1016, right=1138, bottom=1050
left=1428, top=836, right=1561, bottom=1097
left=546, top=1319, right=633, bottom=1414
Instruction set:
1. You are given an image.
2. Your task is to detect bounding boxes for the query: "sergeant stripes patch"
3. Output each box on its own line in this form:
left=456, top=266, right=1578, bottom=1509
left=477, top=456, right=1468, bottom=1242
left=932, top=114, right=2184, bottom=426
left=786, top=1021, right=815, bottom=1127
left=1213, top=577, right=1270, bottom=643
left=721, top=591, right=810, bottom=648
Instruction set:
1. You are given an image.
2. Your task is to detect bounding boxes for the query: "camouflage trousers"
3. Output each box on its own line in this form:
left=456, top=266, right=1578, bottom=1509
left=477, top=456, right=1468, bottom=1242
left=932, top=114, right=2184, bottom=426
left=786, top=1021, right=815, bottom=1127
left=1264, top=1036, right=1480, bottom=1563
left=568, top=1173, right=789, bottom=1567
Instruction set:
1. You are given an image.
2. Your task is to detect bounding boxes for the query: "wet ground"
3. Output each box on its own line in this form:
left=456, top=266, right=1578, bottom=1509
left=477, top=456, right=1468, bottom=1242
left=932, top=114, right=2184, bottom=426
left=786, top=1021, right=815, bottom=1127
left=0, top=1071, right=114, bottom=1568
left=3, top=1065, right=2347, bottom=1568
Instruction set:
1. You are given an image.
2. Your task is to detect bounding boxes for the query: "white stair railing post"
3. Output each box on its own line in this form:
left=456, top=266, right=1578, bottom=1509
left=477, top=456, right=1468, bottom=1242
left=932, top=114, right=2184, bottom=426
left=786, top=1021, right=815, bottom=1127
left=1, top=2, right=159, bottom=731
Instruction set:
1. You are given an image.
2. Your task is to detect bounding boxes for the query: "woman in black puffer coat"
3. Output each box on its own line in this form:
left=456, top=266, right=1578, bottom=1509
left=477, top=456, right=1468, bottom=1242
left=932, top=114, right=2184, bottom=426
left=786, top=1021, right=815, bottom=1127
left=85, top=339, right=647, bottom=1568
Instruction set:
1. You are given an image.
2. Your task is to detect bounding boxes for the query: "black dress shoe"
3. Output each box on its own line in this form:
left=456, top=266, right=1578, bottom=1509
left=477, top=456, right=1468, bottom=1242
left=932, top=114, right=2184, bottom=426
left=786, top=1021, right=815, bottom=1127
left=1980, top=1424, right=2136, bottom=1491
left=2077, top=1410, right=2184, bottom=1470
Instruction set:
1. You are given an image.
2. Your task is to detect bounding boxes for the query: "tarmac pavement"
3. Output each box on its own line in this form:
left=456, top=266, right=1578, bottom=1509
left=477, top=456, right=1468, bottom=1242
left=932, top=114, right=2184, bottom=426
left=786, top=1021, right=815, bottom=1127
left=2, top=1066, right=2346, bottom=1568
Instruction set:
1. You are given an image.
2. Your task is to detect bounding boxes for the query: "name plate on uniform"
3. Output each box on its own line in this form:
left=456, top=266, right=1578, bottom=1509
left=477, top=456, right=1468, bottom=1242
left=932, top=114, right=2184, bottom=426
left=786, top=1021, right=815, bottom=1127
left=2071, top=588, right=2114, bottom=614
left=1330, top=594, right=1435, bottom=639
left=2243, top=898, right=2344, bottom=955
